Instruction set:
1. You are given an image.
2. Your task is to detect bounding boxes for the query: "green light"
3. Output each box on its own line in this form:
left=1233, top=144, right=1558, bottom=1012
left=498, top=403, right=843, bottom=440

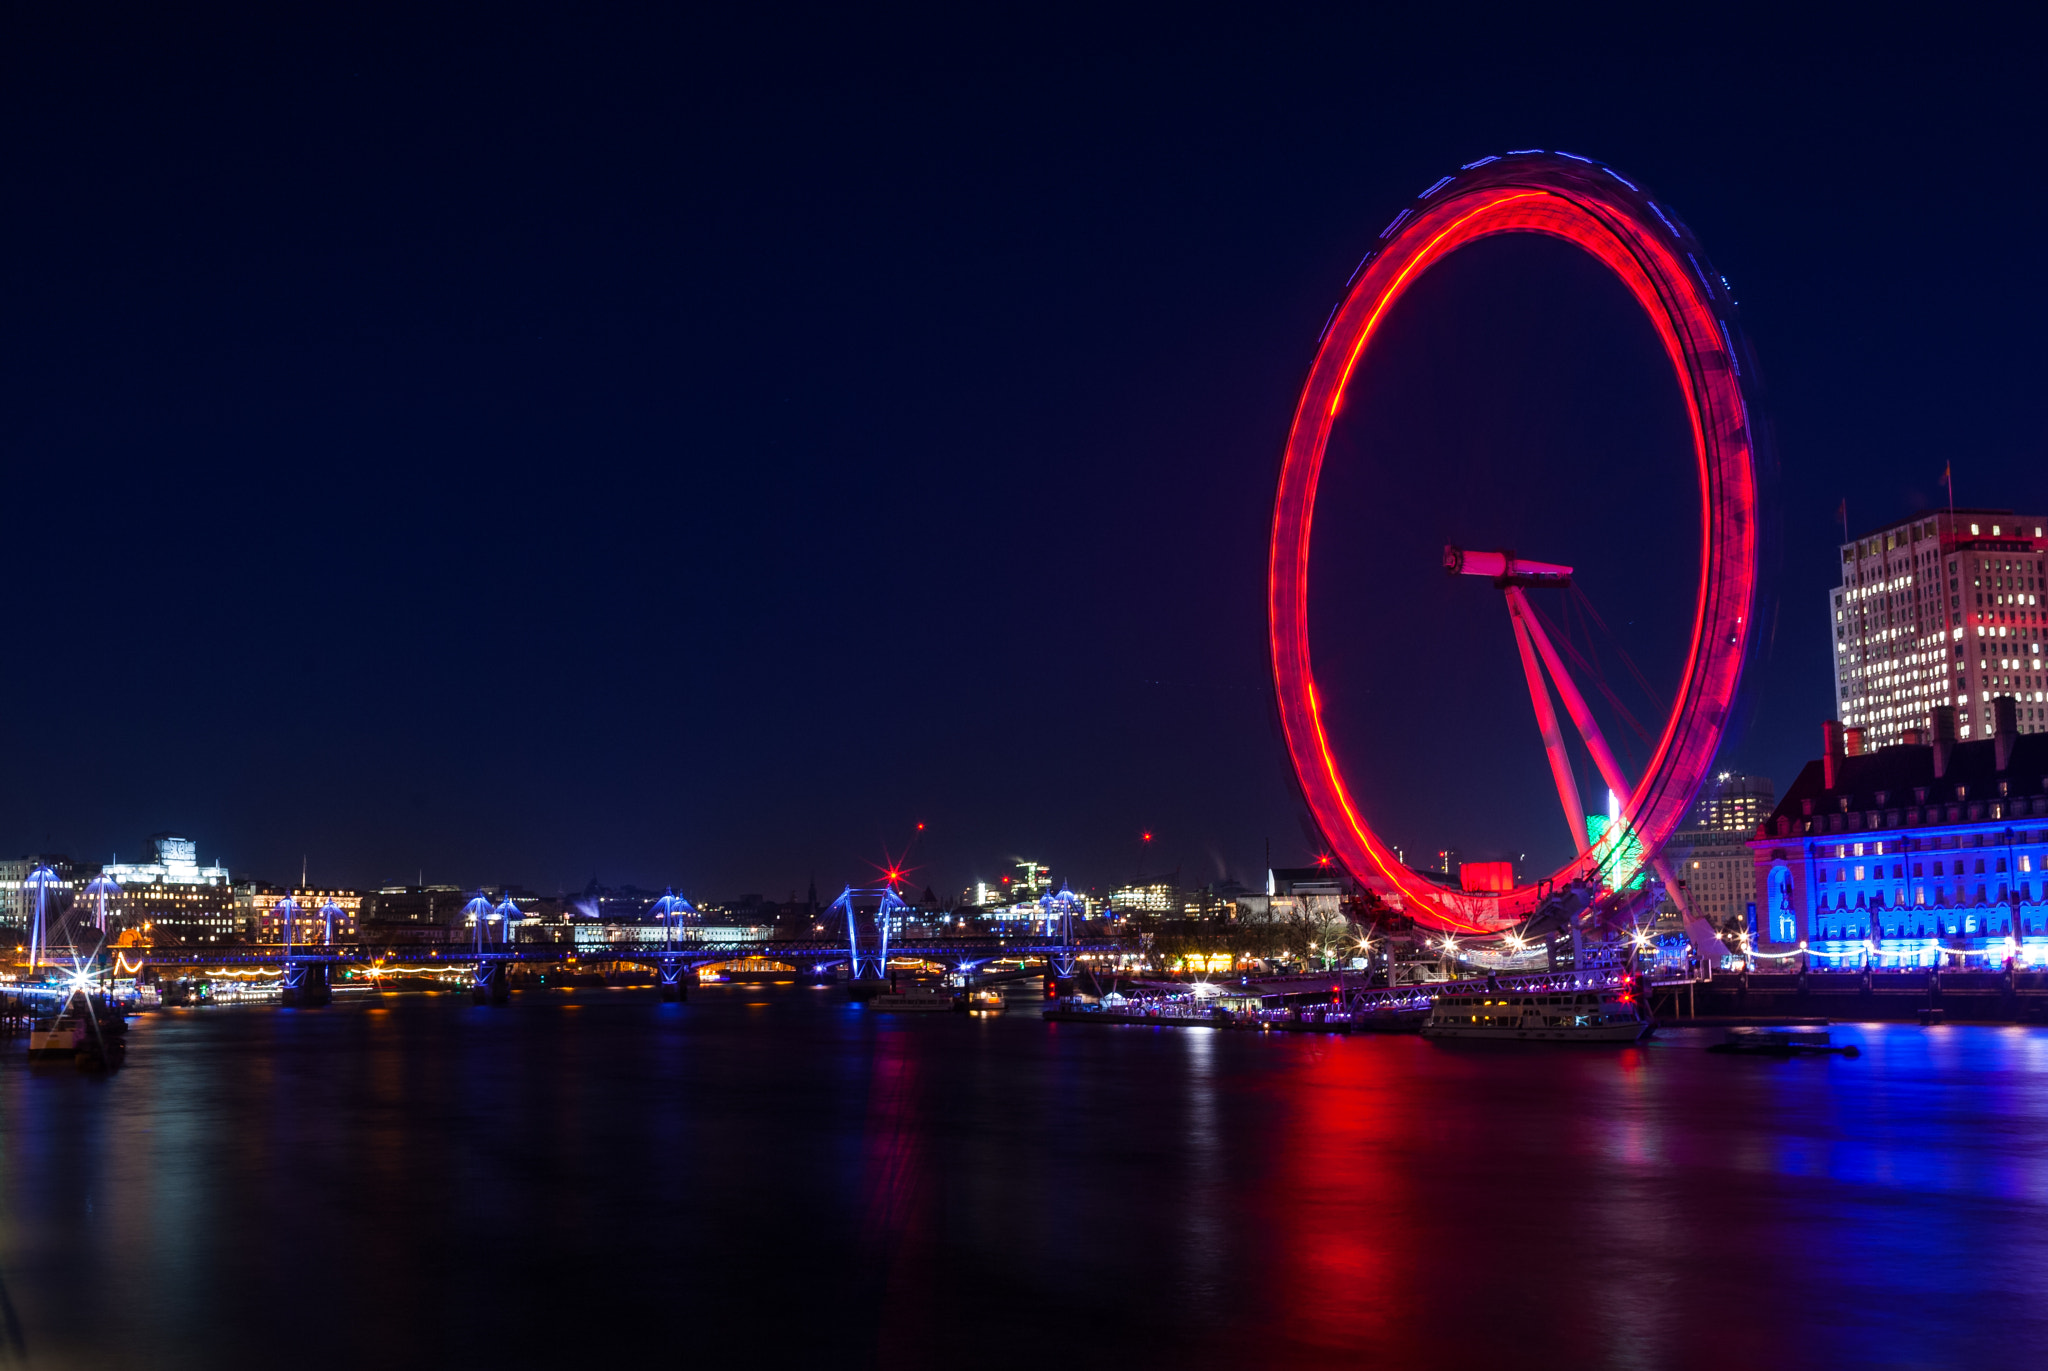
left=1586, top=813, right=1647, bottom=891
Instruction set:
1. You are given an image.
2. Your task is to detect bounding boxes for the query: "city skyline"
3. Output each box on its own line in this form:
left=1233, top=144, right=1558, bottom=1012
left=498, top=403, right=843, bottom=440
left=5, top=8, right=2044, bottom=903
left=9, top=13, right=2048, bottom=1371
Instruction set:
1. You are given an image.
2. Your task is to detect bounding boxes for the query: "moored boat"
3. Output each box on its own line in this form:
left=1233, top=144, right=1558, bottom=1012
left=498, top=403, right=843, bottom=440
left=26, top=994, right=128, bottom=1068
left=1422, top=986, right=1651, bottom=1043
left=26, top=1019, right=82, bottom=1058
left=871, top=985, right=958, bottom=1013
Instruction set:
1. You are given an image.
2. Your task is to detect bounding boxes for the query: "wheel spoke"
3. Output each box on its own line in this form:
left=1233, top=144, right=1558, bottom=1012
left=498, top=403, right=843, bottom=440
left=1508, top=596, right=1590, bottom=854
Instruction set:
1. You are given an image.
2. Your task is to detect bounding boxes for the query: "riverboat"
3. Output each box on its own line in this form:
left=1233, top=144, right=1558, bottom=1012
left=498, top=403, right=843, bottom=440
left=871, top=986, right=958, bottom=1014
left=1422, top=987, right=1651, bottom=1043
left=958, top=988, right=1004, bottom=1014
left=26, top=995, right=128, bottom=1068
left=26, top=1019, right=82, bottom=1058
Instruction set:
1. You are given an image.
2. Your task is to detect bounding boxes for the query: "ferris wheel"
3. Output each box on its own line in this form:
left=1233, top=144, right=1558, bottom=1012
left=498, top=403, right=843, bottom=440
left=1269, top=152, right=1761, bottom=935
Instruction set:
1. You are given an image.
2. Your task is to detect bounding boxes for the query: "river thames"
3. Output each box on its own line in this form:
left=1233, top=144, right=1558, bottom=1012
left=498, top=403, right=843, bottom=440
left=4, top=983, right=2046, bottom=1369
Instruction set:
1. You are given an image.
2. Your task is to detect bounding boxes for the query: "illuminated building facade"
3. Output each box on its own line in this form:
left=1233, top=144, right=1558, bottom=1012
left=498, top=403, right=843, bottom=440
left=959, top=863, right=1051, bottom=911
left=119, top=882, right=239, bottom=944
left=1234, top=867, right=1350, bottom=924
left=981, top=884, right=1096, bottom=925
left=0, top=856, right=81, bottom=939
left=1833, top=508, right=2046, bottom=748
left=1665, top=772, right=1775, bottom=929
left=1750, top=707, right=2048, bottom=961
left=250, top=888, right=362, bottom=943
left=1109, top=873, right=1180, bottom=914
left=104, top=834, right=237, bottom=943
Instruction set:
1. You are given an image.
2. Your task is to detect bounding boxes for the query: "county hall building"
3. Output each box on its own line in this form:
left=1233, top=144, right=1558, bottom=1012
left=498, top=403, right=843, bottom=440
left=1750, top=702, right=2048, bottom=961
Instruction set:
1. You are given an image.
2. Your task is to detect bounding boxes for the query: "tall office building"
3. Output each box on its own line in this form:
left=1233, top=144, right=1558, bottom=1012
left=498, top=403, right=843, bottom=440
left=0, top=856, right=81, bottom=938
left=1833, top=508, right=2046, bottom=748
left=1665, top=771, right=1774, bottom=928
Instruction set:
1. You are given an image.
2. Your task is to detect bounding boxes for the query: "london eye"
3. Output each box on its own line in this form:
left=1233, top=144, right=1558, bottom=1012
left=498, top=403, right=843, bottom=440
left=1269, top=152, right=1761, bottom=935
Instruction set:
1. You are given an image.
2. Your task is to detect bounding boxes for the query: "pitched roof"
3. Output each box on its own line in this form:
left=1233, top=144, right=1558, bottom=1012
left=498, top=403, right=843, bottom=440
left=1767, top=733, right=2048, bottom=824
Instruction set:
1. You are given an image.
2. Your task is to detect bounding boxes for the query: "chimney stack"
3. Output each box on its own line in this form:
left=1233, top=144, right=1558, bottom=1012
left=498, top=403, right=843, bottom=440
left=1995, top=695, right=2019, bottom=771
left=1901, top=727, right=1925, bottom=746
left=1823, top=719, right=1846, bottom=790
left=1930, top=705, right=1958, bottom=779
left=1844, top=726, right=1866, bottom=756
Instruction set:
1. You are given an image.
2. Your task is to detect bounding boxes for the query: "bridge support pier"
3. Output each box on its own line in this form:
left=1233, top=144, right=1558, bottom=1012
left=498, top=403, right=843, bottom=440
left=659, top=958, right=692, bottom=1002
left=1044, top=950, right=1078, bottom=998
left=281, top=961, right=331, bottom=1008
left=473, top=960, right=510, bottom=1006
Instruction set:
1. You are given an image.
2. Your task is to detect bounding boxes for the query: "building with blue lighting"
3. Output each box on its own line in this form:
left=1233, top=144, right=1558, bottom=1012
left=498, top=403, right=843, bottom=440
left=1750, top=701, right=2048, bottom=964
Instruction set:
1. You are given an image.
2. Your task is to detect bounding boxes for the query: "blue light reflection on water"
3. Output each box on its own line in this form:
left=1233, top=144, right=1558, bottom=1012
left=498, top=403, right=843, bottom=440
left=2, top=993, right=2046, bottom=1369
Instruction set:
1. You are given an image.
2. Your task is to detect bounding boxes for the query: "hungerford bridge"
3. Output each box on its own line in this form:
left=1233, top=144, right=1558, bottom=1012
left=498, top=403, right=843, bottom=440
left=58, top=884, right=1116, bottom=1006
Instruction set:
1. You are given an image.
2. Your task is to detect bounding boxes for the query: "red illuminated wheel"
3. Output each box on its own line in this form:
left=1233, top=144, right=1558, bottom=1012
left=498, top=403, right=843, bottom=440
left=1268, top=152, right=1760, bottom=934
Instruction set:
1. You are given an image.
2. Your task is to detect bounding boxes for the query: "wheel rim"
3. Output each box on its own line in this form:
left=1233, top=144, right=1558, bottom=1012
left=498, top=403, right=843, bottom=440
left=1268, top=153, right=1760, bottom=934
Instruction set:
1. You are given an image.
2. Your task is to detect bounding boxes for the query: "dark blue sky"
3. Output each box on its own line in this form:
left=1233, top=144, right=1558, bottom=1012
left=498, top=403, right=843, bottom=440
left=4, top=3, right=2044, bottom=899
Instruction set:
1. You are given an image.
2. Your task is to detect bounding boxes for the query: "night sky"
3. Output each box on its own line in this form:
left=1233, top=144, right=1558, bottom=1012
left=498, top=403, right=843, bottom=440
left=6, top=4, right=2045, bottom=900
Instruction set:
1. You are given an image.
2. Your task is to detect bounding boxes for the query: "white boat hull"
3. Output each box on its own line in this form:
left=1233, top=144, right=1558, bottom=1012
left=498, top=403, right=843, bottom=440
left=27, top=1027, right=81, bottom=1057
left=1423, top=987, right=1652, bottom=1044
left=1422, top=1021, right=1650, bottom=1043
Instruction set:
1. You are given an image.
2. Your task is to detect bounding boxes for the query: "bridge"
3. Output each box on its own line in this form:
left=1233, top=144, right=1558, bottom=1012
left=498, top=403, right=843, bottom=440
left=23, top=877, right=1116, bottom=1006
left=102, top=934, right=1123, bottom=1005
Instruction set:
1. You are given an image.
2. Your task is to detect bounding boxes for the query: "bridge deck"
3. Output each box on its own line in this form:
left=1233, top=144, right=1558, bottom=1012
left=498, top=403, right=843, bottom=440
left=109, top=938, right=1120, bottom=969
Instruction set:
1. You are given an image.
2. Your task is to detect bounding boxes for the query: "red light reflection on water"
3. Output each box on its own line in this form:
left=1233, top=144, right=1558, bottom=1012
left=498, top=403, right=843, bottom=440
left=857, top=1028, right=935, bottom=1358
left=1256, top=1040, right=1402, bottom=1352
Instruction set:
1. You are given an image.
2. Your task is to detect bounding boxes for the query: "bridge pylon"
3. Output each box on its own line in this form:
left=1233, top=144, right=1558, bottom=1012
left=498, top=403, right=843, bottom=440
left=281, top=959, right=332, bottom=1008
left=650, top=890, right=699, bottom=1001
left=1049, top=883, right=1081, bottom=981
left=657, top=956, right=693, bottom=1002
left=832, top=884, right=910, bottom=993
left=274, top=894, right=332, bottom=1007
left=472, top=958, right=510, bottom=1005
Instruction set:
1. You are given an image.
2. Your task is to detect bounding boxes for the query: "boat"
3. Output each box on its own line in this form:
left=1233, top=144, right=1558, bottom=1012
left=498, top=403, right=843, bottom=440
left=26, top=1019, right=83, bottom=1059
left=958, top=987, right=1005, bottom=1014
left=1707, top=1027, right=1860, bottom=1058
left=26, top=994, right=128, bottom=1069
left=871, top=985, right=959, bottom=1014
left=1421, top=987, right=1651, bottom=1043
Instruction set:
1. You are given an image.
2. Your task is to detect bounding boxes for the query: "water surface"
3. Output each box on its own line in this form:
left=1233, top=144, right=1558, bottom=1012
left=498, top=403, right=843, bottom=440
left=3, top=985, right=2044, bottom=1369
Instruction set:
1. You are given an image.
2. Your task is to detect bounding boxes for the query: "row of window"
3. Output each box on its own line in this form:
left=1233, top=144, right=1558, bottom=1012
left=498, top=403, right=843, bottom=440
left=1822, top=853, right=2036, bottom=882
left=1820, top=883, right=2031, bottom=909
left=1813, top=913, right=2032, bottom=939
